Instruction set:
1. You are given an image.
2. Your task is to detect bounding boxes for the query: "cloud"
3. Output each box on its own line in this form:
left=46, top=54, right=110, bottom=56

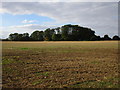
left=1, top=0, right=119, bottom=2
left=22, top=19, right=37, bottom=23
left=0, top=24, right=58, bottom=39
left=9, top=24, right=57, bottom=30
left=0, top=2, right=118, bottom=38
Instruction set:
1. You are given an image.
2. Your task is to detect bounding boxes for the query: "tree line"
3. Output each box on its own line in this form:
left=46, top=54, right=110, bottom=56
left=2, top=24, right=120, bottom=41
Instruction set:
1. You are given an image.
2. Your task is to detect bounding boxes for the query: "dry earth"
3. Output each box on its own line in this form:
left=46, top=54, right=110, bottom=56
left=2, top=41, right=120, bottom=88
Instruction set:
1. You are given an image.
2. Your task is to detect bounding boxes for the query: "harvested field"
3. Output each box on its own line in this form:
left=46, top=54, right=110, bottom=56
left=2, top=41, right=120, bottom=88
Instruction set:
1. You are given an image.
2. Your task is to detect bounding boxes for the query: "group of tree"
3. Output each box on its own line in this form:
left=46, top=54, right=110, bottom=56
left=2, top=24, right=120, bottom=41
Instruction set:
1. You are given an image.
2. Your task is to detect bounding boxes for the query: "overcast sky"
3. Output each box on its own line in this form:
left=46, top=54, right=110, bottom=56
left=0, top=1, right=119, bottom=38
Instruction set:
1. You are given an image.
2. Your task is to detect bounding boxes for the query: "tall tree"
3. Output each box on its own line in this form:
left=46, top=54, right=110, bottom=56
left=44, top=28, right=55, bottom=41
left=22, top=33, right=30, bottom=41
left=30, top=31, right=44, bottom=41
left=9, top=33, right=19, bottom=41
left=61, top=24, right=95, bottom=41
left=61, top=25, right=70, bottom=40
left=103, top=35, right=111, bottom=40
left=55, top=27, right=61, bottom=34
left=112, top=35, right=120, bottom=40
left=52, top=34, right=62, bottom=41
left=90, top=35, right=101, bottom=41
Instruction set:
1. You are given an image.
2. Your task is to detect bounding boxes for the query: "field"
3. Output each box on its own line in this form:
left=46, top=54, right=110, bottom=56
left=2, top=41, right=120, bottom=88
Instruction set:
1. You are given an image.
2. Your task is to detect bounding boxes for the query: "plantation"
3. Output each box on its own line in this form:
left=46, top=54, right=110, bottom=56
left=2, top=41, right=119, bottom=88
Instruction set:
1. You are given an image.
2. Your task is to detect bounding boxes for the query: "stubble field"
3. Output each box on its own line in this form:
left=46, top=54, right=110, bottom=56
left=2, top=41, right=120, bottom=88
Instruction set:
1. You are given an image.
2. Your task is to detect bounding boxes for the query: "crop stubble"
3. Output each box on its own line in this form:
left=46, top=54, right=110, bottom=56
left=2, top=41, right=120, bottom=88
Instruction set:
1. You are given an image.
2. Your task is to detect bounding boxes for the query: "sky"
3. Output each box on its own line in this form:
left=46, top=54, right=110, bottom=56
left=0, top=0, right=119, bottom=39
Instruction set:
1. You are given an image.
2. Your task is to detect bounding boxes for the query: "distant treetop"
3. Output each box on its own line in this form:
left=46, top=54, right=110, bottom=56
left=3, top=24, right=119, bottom=41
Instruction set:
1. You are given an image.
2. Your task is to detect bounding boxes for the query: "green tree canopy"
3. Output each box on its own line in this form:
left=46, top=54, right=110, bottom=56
left=44, top=28, right=55, bottom=41
left=112, top=35, right=120, bottom=40
left=103, top=35, right=111, bottom=40
left=30, top=31, right=44, bottom=41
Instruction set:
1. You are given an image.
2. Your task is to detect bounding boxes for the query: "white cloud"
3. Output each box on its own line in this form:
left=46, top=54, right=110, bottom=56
left=1, top=0, right=120, bottom=2
left=0, top=2, right=118, bottom=38
left=22, top=19, right=37, bottom=23
left=0, top=24, right=58, bottom=39
left=9, top=24, right=55, bottom=30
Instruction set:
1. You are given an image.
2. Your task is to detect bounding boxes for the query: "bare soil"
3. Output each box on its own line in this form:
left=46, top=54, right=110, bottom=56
left=2, top=41, right=120, bottom=88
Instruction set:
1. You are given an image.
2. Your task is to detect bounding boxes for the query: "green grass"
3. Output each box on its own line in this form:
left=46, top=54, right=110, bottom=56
left=3, top=67, right=13, bottom=72
left=68, top=77, right=119, bottom=88
left=20, top=48, right=29, bottom=50
left=2, top=58, right=23, bottom=65
left=35, top=72, right=50, bottom=76
left=12, top=56, right=20, bottom=58
left=32, top=80, right=42, bottom=85
left=91, top=61, right=101, bottom=64
left=2, top=59, right=15, bottom=65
